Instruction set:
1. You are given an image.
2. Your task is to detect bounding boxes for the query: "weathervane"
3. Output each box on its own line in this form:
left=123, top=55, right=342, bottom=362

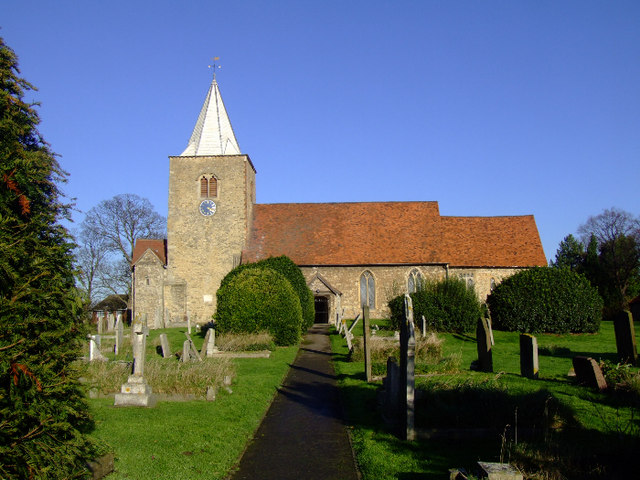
left=208, top=57, right=221, bottom=80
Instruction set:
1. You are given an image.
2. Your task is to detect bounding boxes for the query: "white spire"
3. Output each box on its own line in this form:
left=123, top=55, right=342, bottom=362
left=180, top=78, right=241, bottom=156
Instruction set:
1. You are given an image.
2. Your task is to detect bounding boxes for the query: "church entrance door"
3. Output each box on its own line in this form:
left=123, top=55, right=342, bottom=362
left=314, top=296, right=329, bottom=324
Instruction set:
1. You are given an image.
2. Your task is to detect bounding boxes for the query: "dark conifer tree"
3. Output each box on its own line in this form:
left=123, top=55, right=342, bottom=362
left=0, top=37, right=99, bottom=478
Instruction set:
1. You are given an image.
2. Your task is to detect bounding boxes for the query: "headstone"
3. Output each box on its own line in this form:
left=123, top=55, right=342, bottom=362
left=421, top=315, right=427, bottom=337
left=475, top=317, right=493, bottom=372
left=159, top=333, right=171, bottom=358
left=519, top=334, right=539, bottom=379
left=206, top=386, right=217, bottom=401
left=400, top=294, right=416, bottom=441
left=572, top=356, right=607, bottom=391
left=97, top=313, right=104, bottom=334
left=345, top=327, right=353, bottom=351
left=115, top=316, right=124, bottom=355
left=487, top=315, right=495, bottom=346
left=363, top=305, right=372, bottom=383
left=613, top=310, right=637, bottom=365
left=204, top=328, right=219, bottom=357
left=114, top=316, right=156, bottom=407
left=106, top=312, right=115, bottom=332
left=88, top=335, right=107, bottom=362
left=477, top=462, right=523, bottom=480
left=182, top=339, right=191, bottom=362
left=383, top=357, right=400, bottom=422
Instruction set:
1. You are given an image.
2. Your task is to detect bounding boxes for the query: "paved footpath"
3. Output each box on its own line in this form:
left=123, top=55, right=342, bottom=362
left=230, top=323, right=360, bottom=480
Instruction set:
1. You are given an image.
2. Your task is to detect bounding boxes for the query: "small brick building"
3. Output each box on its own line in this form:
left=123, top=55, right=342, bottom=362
left=131, top=78, right=547, bottom=327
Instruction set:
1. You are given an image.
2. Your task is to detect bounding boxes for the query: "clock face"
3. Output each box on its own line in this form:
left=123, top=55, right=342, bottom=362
left=199, top=199, right=217, bottom=216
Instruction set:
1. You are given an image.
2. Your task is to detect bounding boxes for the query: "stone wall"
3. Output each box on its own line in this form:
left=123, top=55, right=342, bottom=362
left=303, top=265, right=526, bottom=319
left=132, top=250, right=164, bottom=327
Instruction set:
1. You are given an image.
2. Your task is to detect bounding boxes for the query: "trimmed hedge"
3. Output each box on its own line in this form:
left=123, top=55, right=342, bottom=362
left=220, top=256, right=315, bottom=330
left=486, top=267, right=603, bottom=333
left=389, top=278, right=482, bottom=333
left=215, top=268, right=303, bottom=346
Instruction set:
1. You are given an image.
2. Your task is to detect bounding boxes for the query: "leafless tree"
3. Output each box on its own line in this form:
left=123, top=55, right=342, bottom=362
left=77, top=194, right=166, bottom=302
left=577, top=207, right=640, bottom=246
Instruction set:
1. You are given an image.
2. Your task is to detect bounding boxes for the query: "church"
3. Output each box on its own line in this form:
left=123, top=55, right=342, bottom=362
left=131, top=77, right=547, bottom=328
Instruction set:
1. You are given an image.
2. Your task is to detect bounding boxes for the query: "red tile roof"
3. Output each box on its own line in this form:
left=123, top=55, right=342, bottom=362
left=243, top=202, right=546, bottom=268
left=132, top=239, right=167, bottom=266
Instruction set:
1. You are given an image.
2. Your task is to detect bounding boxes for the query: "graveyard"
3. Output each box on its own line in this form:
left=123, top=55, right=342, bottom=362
left=332, top=309, right=640, bottom=479
left=79, top=305, right=640, bottom=479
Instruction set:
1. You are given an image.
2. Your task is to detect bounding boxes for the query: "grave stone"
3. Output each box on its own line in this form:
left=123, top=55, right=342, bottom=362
left=182, top=339, right=191, bottom=362
left=88, top=335, right=107, bottom=362
left=613, top=310, right=637, bottom=365
left=106, top=313, right=115, bottom=332
left=114, top=316, right=156, bottom=407
left=572, top=356, right=607, bottom=391
left=399, top=294, right=416, bottom=441
left=383, top=357, right=400, bottom=423
left=204, top=328, right=219, bottom=357
left=97, top=313, right=104, bottom=334
left=519, top=334, right=539, bottom=379
left=115, top=316, right=124, bottom=355
left=475, top=317, right=493, bottom=372
left=421, top=315, right=427, bottom=337
left=363, top=306, right=372, bottom=382
left=477, top=462, right=523, bottom=480
left=206, top=386, right=217, bottom=401
left=159, top=333, right=172, bottom=358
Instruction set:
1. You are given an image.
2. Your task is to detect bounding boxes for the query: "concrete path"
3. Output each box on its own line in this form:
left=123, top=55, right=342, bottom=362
left=229, top=323, right=360, bottom=480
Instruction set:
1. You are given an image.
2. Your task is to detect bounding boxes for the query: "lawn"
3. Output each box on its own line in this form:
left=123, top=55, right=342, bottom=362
left=332, top=319, right=640, bottom=479
left=88, top=340, right=298, bottom=479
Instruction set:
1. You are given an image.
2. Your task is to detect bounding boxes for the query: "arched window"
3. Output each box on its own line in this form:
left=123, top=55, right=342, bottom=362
left=360, top=271, right=375, bottom=309
left=209, top=176, right=218, bottom=197
left=199, top=175, right=218, bottom=198
left=408, top=268, right=423, bottom=293
left=200, top=177, right=208, bottom=197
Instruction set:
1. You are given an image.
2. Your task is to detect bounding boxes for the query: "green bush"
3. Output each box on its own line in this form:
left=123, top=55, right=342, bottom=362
left=486, top=267, right=603, bottom=333
left=221, top=256, right=315, bottom=330
left=215, top=268, right=303, bottom=346
left=388, top=277, right=482, bottom=333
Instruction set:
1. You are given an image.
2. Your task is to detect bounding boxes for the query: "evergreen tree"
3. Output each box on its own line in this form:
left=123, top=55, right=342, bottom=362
left=551, top=234, right=585, bottom=270
left=0, top=37, right=99, bottom=478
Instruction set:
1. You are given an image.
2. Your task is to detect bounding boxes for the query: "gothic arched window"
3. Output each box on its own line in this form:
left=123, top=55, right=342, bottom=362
left=209, top=176, right=218, bottom=197
left=360, top=271, right=375, bottom=309
left=408, top=268, right=423, bottom=294
left=200, top=177, right=208, bottom=197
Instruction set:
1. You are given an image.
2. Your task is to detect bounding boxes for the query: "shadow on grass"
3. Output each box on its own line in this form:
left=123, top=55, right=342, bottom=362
left=330, top=328, right=640, bottom=479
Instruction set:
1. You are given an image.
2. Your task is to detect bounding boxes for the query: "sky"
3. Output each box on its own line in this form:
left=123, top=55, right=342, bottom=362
left=3, top=0, right=639, bottom=261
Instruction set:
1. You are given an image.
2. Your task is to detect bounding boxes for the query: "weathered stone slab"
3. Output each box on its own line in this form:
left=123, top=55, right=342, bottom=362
left=613, top=310, right=637, bottom=365
left=572, top=356, right=607, bottom=391
left=475, top=317, right=493, bottom=372
left=86, top=452, right=114, bottom=480
left=88, top=335, right=107, bottom=362
left=159, top=333, right=171, bottom=358
left=115, top=316, right=124, bottom=355
left=477, top=461, right=523, bottom=480
left=519, top=333, right=539, bottom=379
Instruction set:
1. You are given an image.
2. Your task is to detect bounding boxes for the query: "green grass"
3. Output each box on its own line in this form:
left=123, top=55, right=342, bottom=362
left=332, top=320, right=640, bottom=479
left=88, top=345, right=298, bottom=479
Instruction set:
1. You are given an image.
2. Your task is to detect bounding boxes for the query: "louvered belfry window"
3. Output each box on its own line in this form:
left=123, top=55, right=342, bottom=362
left=209, top=176, right=218, bottom=197
left=200, top=177, right=208, bottom=197
left=200, top=176, right=218, bottom=198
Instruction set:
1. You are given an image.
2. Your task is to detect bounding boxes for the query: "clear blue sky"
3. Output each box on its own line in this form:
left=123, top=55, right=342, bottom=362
left=4, top=1, right=639, bottom=261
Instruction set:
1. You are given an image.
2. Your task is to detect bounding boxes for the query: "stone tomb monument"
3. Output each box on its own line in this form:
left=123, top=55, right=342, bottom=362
left=114, top=316, right=156, bottom=407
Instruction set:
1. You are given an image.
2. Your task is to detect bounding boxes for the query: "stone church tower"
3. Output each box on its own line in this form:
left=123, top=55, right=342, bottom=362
left=133, top=77, right=256, bottom=326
